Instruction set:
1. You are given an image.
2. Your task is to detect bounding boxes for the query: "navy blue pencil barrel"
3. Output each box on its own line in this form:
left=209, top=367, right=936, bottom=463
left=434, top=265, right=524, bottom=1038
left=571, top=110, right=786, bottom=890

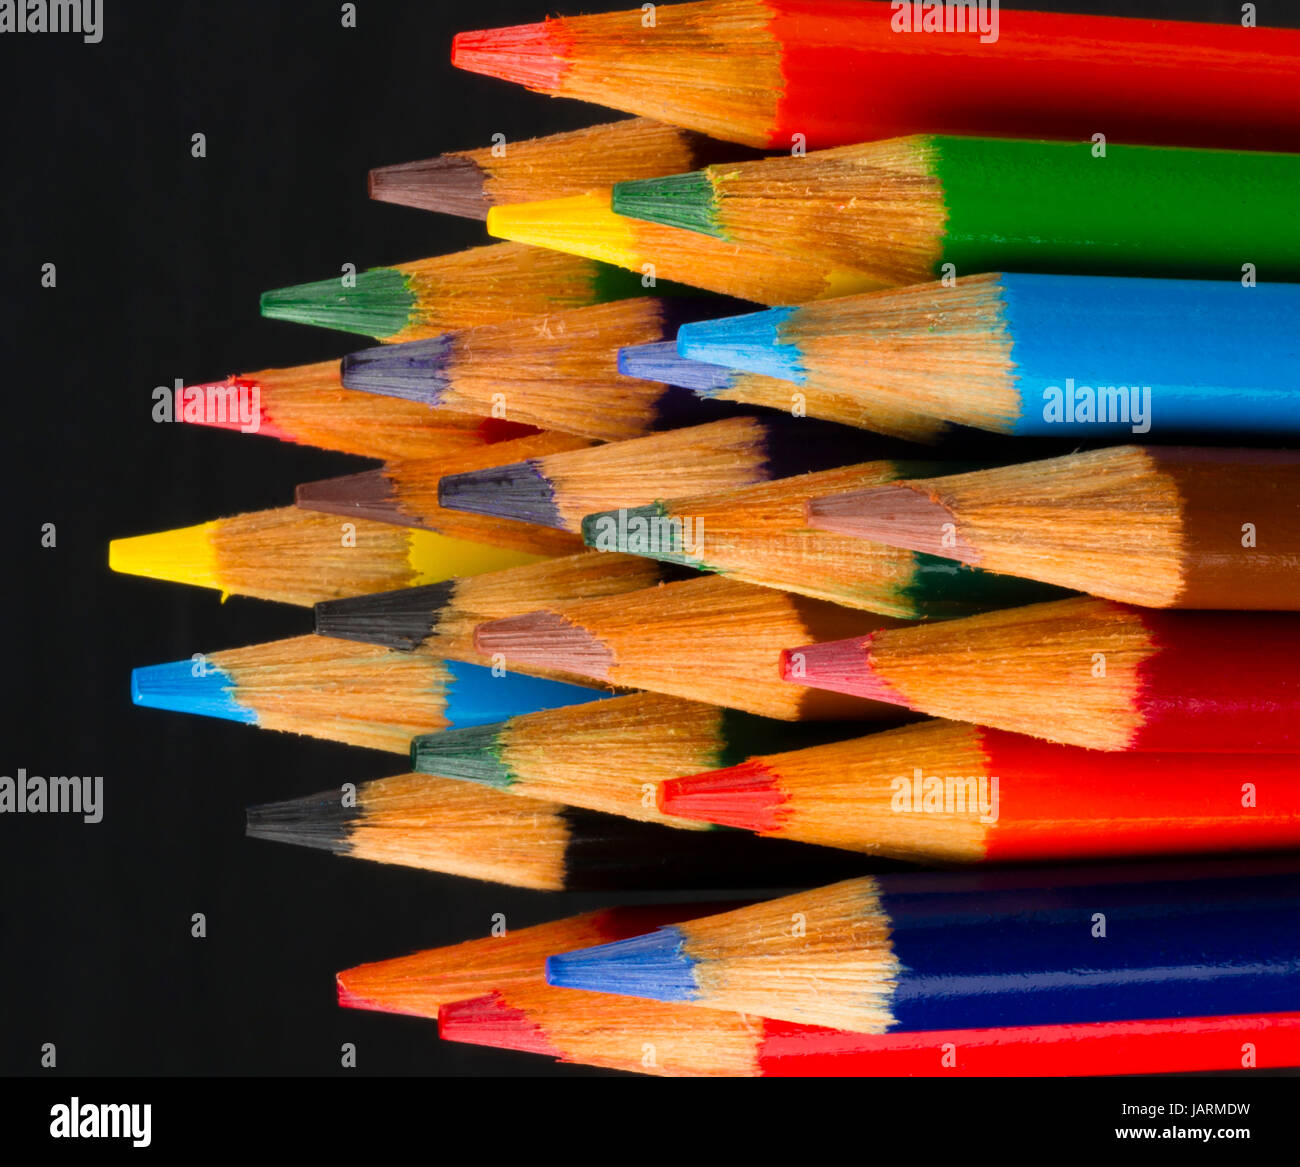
left=547, top=867, right=1300, bottom=1033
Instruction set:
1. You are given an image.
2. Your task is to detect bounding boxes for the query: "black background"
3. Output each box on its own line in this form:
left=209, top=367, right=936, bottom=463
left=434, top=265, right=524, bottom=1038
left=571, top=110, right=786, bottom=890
left=2, top=0, right=1299, bottom=1083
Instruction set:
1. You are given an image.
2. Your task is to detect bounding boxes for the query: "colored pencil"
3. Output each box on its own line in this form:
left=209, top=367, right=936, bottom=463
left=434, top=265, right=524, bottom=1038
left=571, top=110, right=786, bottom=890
left=453, top=1, right=1300, bottom=152
left=441, top=988, right=1300, bottom=1078
left=294, top=432, right=594, bottom=557
left=259, top=241, right=698, bottom=342
left=676, top=274, right=1300, bottom=437
left=314, top=552, right=688, bottom=688
left=618, top=339, right=817, bottom=418
left=337, top=298, right=757, bottom=441
left=169, top=356, right=539, bottom=460
left=614, top=136, right=1300, bottom=285
left=410, top=691, right=850, bottom=829
left=130, top=635, right=606, bottom=754
left=485, top=191, right=888, bottom=304
left=244, top=772, right=863, bottom=891
left=659, top=716, right=1300, bottom=861
left=547, top=868, right=1300, bottom=1032
left=338, top=896, right=1295, bottom=1077
left=807, top=447, right=1300, bottom=609
left=437, top=417, right=908, bottom=534
left=580, top=462, right=1065, bottom=619
left=108, top=507, right=543, bottom=607
left=780, top=596, right=1300, bottom=752
left=336, top=903, right=735, bottom=1017
left=369, top=117, right=756, bottom=219
left=474, top=575, right=904, bottom=721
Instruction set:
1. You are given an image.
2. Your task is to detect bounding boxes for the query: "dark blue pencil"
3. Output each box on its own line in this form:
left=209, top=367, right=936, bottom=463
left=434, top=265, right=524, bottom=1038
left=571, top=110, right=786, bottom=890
left=547, top=867, right=1300, bottom=1033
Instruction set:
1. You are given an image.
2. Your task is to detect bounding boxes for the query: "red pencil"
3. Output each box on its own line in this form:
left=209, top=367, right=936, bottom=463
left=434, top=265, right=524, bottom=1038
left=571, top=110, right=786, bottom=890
left=439, top=981, right=1300, bottom=1077
left=780, top=596, right=1300, bottom=752
left=453, top=0, right=1300, bottom=151
left=658, top=718, right=1300, bottom=861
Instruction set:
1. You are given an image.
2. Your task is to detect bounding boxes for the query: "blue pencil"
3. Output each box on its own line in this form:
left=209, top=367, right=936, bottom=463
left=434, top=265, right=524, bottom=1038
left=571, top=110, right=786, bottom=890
left=619, top=338, right=944, bottom=442
left=130, top=634, right=607, bottom=754
left=547, top=867, right=1300, bottom=1033
left=676, top=273, right=1300, bottom=439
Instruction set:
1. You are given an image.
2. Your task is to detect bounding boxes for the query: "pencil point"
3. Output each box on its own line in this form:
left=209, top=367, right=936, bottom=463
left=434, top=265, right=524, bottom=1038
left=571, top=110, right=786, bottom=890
left=440, top=659, right=606, bottom=729
left=579, top=504, right=695, bottom=565
left=131, top=660, right=258, bottom=723
left=109, top=522, right=222, bottom=591
left=314, top=584, right=451, bottom=650
left=546, top=926, right=698, bottom=1002
left=612, top=171, right=721, bottom=236
left=658, top=760, right=787, bottom=833
left=474, top=612, right=615, bottom=681
left=244, top=791, right=354, bottom=852
left=451, top=21, right=567, bottom=91
left=368, top=156, right=490, bottom=219
left=335, top=973, right=377, bottom=1012
left=340, top=337, right=454, bottom=403
left=484, top=192, right=648, bottom=273
left=410, top=724, right=514, bottom=788
left=437, top=993, right=560, bottom=1056
left=260, top=268, right=414, bottom=339
left=807, top=486, right=976, bottom=563
left=617, top=341, right=738, bottom=395
left=438, top=461, right=564, bottom=529
left=677, top=308, right=804, bottom=383
left=294, top=470, right=406, bottom=526
left=780, top=635, right=905, bottom=705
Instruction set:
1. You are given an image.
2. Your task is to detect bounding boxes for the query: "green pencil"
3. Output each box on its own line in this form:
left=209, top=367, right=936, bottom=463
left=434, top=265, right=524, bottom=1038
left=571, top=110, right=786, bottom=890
left=259, top=240, right=700, bottom=342
left=611, top=136, right=1300, bottom=285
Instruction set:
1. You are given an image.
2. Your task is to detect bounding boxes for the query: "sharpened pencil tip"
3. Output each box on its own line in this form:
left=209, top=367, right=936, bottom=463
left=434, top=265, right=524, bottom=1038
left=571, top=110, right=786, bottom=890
left=314, top=584, right=451, bottom=651
left=451, top=22, right=566, bottom=90
left=437, top=993, right=560, bottom=1056
left=340, top=336, right=454, bottom=403
left=294, top=470, right=406, bottom=526
left=244, top=791, right=355, bottom=853
left=612, top=170, right=721, bottom=236
left=677, top=307, right=805, bottom=384
left=260, top=269, right=414, bottom=339
left=658, top=760, right=786, bottom=833
left=485, top=192, right=615, bottom=251
left=336, top=974, right=375, bottom=1012
left=440, top=659, right=608, bottom=729
left=131, top=660, right=258, bottom=723
left=368, top=156, right=491, bottom=219
left=807, top=485, right=976, bottom=563
left=410, top=724, right=514, bottom=788
left=109, top=522, right=222, bottom=592
left=546, top=926, right=698, bottom=1002
left=780, top=636, right=907, bottom=706
left=438, top=461, right=565, bottom=529
left=617, top=340, right=739, bottom=395
left=474, top=612, right=615, bottom=682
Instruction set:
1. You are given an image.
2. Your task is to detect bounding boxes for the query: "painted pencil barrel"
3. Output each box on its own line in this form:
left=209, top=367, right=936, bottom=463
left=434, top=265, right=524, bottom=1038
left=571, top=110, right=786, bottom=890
left=936, top=137, right=1300, bottom=277
left=999, top=275, right=1300, bottom=436
left=872, top=873, right=1300, bottom=1030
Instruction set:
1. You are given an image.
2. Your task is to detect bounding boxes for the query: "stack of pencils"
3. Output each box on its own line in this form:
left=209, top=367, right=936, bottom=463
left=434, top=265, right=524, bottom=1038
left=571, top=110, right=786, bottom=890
left=117, top=0, right=1300, bottom=1077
